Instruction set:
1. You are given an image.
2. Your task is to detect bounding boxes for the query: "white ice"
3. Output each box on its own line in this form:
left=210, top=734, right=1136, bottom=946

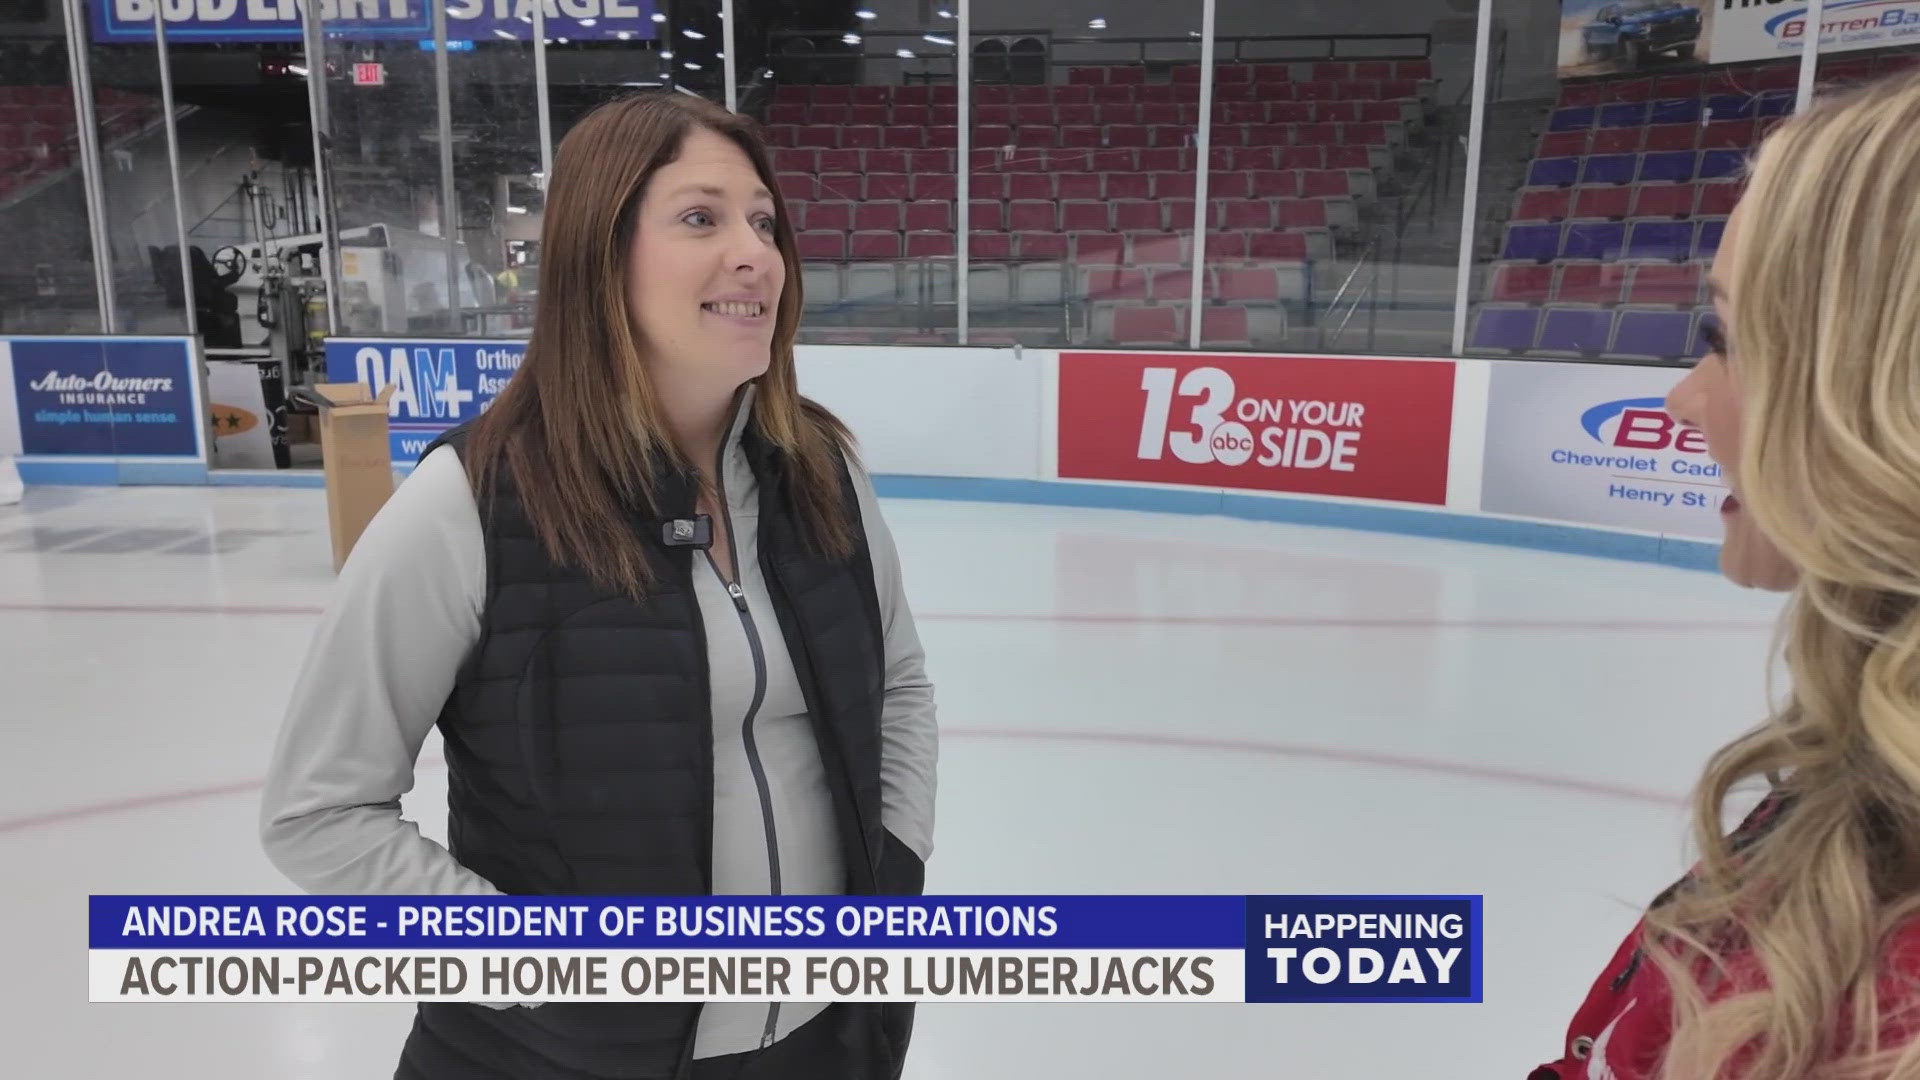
left=0, top=483, right=1784, bottom=1077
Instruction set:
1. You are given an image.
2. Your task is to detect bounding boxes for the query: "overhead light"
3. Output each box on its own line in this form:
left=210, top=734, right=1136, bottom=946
left=856, top=8, right=876, bottom=19
left=716, top=51, right=725, bottom=58
left=506, top=205, right=528, bottom=214
left=842, top=32, right=862, bottom=44
left=530, top=171, right=544, bottom=179
left=518, top=14, right=530, bottom=22
left=1088, top=18, right=1107, bottom=29
left=660, top=49, right=674, bottom=58
left=652, top=11, right=665, bottom=21
left=937, top=8, right=954, bottom=17
left=923, top=33, right=952, bottom=45
left=896, top=48, right=915, bottom=58
left=493, top=29, right=515, bottom=39
left=684, top=61, right=702, bottom=70
left=288, top=63, right=308, bottom=76
left=579, top=18, right=595, bottom=26
left=682, top=28, right=705, bottom=39
left=557, top=37, right=569, bottom=44
left=1188, top=29, right=1201, bottom=37
left=617, top=30, right=631, bottom=40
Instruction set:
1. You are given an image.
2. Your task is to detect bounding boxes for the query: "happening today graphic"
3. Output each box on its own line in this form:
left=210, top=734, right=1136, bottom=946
left=88, top=894, right=1482, bottom=1006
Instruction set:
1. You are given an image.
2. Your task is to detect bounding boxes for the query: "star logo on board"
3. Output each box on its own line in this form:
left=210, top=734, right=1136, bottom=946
left=210, top=407, right=254, bottom=433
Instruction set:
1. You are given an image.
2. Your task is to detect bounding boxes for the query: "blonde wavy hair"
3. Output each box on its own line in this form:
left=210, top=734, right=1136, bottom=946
left=1644, top=68, right=1920, bottom=1080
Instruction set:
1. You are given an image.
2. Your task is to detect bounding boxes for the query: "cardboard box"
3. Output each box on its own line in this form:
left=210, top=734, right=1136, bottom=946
left=308, top=382, right=396, bottom=571
left=286, top=412, right=316, bottom=445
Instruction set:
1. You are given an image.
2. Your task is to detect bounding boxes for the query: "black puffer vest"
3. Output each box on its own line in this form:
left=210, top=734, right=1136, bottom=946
left=394, top=418, right=923, bottom=1080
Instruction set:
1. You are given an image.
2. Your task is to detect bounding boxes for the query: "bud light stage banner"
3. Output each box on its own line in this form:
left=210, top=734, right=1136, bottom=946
left=89, top=895, right=1482, bottom=1005
left=88, top=0, right=658, bottom=45
left=1480, top=360, right=1723, bottom=540
left=324, top=337, right=521, bottom=463
left=1056, top=352, right=1455, bottom=506
left=0, top=336, right=205, bottom=465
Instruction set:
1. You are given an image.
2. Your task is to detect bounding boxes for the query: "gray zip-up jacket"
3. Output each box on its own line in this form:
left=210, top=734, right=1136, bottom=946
left=259, top=393, right=938, bottom=1057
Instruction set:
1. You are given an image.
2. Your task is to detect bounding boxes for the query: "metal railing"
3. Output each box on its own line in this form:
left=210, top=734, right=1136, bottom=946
left=1037, top=31, right=1432, bottom=67
left=761, top=29, right=1433, bottom=92
left=1318, top=231, right=1386, bottom=352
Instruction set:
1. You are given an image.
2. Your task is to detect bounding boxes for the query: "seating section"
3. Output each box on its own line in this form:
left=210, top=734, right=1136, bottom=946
left=0, top=86, right=160, bottom=202
left=1476, top=61, right=1804, bottom=361
left=767, top=58, right=1434, bottom=345
left=1474, top=53, right=1920, bottom=361
left=1471, top=304, right=1705, bottom=360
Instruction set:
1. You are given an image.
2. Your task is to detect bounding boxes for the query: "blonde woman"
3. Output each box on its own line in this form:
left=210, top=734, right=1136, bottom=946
left=1532, top=71, right=1920, bottom=1080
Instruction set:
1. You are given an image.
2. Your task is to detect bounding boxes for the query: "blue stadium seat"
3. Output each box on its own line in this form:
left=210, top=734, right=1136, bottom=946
left=1638, top=151, right=1696, bottom=183
left=1561, top=221, right=1627, bottom=261
left=1649, top=98, right=1702, bottom=125
left=1550, top=107, right=1598, bottom=131
left=1582, top=155, right=1637, bottom=185
left=1611, top=309, right=1695, bottom=360
left=1470, top=305, right=1541, bottom=352
left=1707, top=94, right=1756, bottom=121
left=1695, top=218, right=1726, bottom=258
left=1628, top=219, right=1696, bottom=261
left=1599, top=102, right=1650, bottom=128
left=1539, top=307, right=1616, bottom=355
left=1504, top=223, right=1563, bottom=262
left=1698, top=149, right=1745, bottom=180
left=1529, top=157, right=1580, bottom=187
left=1757, top=90, right=1793, bottom=117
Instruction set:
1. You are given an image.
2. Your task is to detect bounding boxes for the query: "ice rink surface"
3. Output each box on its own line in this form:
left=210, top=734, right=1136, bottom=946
left=0, top=481, right=1784, bottom=1077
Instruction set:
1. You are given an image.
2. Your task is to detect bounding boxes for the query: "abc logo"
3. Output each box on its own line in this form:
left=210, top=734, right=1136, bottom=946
left=1209, top=421, right=1255, bottom=466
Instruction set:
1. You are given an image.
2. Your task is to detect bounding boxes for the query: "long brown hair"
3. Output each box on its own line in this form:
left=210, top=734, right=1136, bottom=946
left=461, top=92, right=855, bottom=598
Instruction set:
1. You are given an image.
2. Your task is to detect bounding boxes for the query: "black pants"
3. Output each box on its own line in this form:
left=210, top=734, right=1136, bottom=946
left=691, top=1006, right=867, bottom=1080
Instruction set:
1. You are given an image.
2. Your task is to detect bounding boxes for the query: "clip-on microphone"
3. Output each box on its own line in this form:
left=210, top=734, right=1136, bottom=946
left=661, top=516, right=714, bottom=549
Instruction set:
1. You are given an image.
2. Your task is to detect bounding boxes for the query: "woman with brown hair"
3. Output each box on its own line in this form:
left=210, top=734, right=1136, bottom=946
left=258, top=92, right=938, bottom=1080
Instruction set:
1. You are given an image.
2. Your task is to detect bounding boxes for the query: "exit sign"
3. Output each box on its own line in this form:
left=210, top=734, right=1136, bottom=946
left=352, top=62, right=385, bottom=87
